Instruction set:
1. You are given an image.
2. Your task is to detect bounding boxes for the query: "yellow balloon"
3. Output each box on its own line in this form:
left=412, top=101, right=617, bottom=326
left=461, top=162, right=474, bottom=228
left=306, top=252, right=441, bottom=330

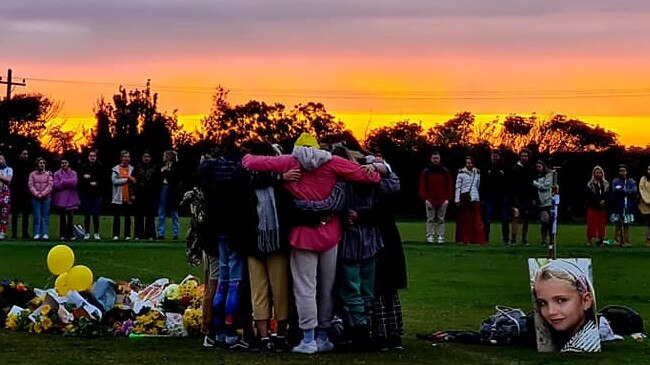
left=67, top=265, right=94, bottom=292
left=46, top=245, right=75, bottom=275
left=55, top=273, right=70, bottom=296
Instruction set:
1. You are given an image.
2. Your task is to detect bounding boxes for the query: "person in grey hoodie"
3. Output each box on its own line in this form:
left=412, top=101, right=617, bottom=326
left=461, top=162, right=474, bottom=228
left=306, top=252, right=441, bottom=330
left=533, top=161, right=555, bottom=246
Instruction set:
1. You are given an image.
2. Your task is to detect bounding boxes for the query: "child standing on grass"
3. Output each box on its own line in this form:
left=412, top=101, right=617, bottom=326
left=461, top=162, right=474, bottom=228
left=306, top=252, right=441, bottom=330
left=52, top=158, right=80, bottom=241
left=0, top=154, right=13, bottom=240
left=28, top=157, right=53, bottom=240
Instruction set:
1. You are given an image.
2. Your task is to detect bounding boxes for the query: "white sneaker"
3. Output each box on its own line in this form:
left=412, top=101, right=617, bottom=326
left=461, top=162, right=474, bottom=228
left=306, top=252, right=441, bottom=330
left=437, top=236, right=445, bottom=244
left=125, top=236, right=131, bottom=241
left=316, top=338, right=335, bottom=352
left=292, top=340, right=318, bottom=354
left=0, top=232, right=6, bottom=240
left=202, top=335, right=216, bottom=348
left=83, top=233, right=90, bottom=240
left=42, top=235, right=49, bottom=240
left=113, top=236, right=119, bottom=241
left=94, top=233, right=101, bottom=240
left=426, top=235, right=434, bottom=243
left=33, top=234, right=41, bottom=240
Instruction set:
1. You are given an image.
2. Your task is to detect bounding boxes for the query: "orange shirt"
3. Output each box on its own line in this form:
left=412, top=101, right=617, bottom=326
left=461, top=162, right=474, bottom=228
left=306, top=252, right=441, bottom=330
left=119, top=165, right=130, bottom=202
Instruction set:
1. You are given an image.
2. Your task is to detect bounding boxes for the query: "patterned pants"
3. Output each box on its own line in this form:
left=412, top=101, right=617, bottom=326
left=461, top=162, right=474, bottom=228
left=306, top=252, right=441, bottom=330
left=372, top=292, right=404, bottom=339
left=0, top=187, right=10, bottom=234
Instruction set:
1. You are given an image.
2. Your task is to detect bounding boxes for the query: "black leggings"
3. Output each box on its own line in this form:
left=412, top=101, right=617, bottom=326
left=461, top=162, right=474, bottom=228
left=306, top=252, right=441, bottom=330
left=59, top=210, right=74, bottom=239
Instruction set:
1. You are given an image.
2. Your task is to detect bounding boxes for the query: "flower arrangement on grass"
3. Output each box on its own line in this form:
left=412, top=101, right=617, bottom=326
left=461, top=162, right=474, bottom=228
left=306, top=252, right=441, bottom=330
left=113, top=319, right=134, bottom=337
left=133, top=309, right=167, bottom=336
left=160, top=280, right=201, bottom=313
left=30, top=304, right=62, bottom=334
left=4, top=309, right=31, bottom=332
left=0, top=279, right=36, bottom=323
left=182, top=307, right=203, bottom=336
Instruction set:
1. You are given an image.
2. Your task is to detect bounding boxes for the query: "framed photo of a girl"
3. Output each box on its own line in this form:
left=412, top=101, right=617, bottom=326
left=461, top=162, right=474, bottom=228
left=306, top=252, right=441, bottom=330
left=528, top=258, right=601, bottom=352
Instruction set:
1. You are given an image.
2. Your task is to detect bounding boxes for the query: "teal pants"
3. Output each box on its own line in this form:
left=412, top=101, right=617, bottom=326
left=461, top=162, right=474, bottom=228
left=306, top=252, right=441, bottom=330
left=338, top=258, right=376, bottom=326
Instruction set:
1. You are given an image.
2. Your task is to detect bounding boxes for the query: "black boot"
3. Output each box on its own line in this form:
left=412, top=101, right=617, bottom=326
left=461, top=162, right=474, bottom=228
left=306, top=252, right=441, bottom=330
left=352, top=325, right=372, bottom=352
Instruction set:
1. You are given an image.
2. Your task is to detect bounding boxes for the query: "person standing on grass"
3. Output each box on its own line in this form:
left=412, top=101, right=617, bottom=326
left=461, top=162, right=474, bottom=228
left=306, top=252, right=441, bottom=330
left=242, top=133, right=380, bottom=354
left=133, top=151, right=159, bottom=240
left=533, top=161, right=554, bottom=247
left=418, top=151, right=454, bottom=244
left=52, top=158, right=81, bottom=241
left=157, top=150, right=181, bottom=240
left=454, top=156, right=486, bottom=245
left=111, top=150, right=135, bottom=241
left=610, top=164, right=637, bottom=247
left=28, top=157, right=53, bottom=240
left=79, top=149, right=105, bottom=240
left=585, top=166, right=609, bottom=246
left=198, top=145, right=250, bottom=350
left=637, top=165, right=650, bottom=246
left=10, top=149, right=31, bottom=240
left=237, top=142, right=301, bottom=352
left=0, top=153, right=13, bottom=240
left=480, top=149, right=510, bottom=244
left=371, top=156, right=407, bottom=351
left=508, top=148, right=535, bottom=246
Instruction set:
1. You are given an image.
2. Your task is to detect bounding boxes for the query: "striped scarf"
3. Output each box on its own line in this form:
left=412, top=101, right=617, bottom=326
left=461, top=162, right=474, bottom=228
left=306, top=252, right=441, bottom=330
left=255, top=187, right=281, bottom=253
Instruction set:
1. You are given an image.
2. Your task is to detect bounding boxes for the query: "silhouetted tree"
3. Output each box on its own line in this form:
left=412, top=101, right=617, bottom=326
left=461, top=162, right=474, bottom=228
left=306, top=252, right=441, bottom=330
left=426, top=112, right=477, bottom=146
left=89, top=81, right=177, bottom=163
left=200, top=87, right=345, bottom=148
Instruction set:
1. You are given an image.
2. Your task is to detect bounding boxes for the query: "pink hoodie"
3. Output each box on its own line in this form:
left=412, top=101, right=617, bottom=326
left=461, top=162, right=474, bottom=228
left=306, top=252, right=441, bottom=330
left=242, top=150, right=380, bottom=252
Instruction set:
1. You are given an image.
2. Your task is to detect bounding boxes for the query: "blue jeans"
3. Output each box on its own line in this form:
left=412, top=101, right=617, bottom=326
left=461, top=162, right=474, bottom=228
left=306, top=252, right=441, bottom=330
left=157, top=184, right=179, bottom=238
left=218, top=236, right=243, bottom=281
left=32, top=197, right=51, bottom=237
left=482, top=197, right=510, bottom=243
left=212, top=235, right=243, bottom=337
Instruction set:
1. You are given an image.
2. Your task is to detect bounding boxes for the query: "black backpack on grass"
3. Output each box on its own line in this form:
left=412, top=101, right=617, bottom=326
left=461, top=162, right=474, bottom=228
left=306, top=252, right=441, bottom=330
left=599, top=305, right=644, bottom=335
left=478, top=306, right=529, bottom=345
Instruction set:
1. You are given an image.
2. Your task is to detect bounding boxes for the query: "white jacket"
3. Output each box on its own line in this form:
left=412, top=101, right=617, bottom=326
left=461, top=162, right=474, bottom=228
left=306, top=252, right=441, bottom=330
left=455, top=167, right=481, bottom=203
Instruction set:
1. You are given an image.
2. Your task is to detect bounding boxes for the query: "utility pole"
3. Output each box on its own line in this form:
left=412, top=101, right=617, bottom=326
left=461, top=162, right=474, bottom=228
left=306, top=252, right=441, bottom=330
left=0, top=69, right=27, bottom=100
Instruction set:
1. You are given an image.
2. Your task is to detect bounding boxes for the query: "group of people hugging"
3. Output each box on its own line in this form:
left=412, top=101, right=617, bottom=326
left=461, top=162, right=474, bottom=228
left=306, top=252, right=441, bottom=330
left=194, top=133, right=407, bottom=353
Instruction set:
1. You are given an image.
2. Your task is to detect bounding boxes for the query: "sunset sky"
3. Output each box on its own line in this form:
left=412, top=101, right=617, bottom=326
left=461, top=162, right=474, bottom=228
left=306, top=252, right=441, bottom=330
left=2, top=0, right=650, bottom=146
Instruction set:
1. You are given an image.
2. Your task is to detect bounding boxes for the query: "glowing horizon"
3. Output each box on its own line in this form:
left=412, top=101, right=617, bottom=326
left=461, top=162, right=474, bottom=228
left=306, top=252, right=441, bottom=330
left=3, top=0, right=650, bottom=147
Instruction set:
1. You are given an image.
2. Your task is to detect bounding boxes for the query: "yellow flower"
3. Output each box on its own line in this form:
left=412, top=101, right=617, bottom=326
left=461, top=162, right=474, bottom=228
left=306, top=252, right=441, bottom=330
left=32, top=323, right=43, bottom=334
left=41, top=317, right=53, bottom=330
left=40, top=304, right=51, bottom=316
left=5, top=315, right=18, bottom=331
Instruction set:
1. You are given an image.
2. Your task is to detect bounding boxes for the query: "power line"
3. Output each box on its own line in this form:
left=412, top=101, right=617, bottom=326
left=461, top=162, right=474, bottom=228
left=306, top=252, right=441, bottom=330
left=18, top=76, right=650, bottom=100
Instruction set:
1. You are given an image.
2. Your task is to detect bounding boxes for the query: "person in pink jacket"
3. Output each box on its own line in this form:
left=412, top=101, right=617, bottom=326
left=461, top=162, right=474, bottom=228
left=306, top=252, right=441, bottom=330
left=242, top=133, right=380, bottom=354
left=28, top=157, right=53, bottom=240
left=53, top=158, right=81, bottom=240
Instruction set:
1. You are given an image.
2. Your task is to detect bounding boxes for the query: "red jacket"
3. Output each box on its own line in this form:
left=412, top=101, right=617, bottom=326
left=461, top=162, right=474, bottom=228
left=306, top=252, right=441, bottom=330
left=419, top=165, right=454, bottom=205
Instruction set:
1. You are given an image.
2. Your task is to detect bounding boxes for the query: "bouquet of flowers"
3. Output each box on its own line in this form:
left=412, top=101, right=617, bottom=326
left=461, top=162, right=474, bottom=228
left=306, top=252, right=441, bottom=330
left=182, top=307, right=203, bottom=336
left=4, top=308, right=32, bottom=332
left=113, top=319, right=134, bottom=337
left=160, top=279, right=201, bottom=313
left=64, top=316, right=111, bottom=338
left=133, top=309, right=167, bottom=336
left=0, top=279, right=35, bottom=323
left=29, top=304, right=61, bottom=334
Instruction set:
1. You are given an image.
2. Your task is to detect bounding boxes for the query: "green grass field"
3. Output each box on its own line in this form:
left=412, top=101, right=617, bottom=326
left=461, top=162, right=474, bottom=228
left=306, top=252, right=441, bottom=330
left=1, top=217, right=650, bottom=364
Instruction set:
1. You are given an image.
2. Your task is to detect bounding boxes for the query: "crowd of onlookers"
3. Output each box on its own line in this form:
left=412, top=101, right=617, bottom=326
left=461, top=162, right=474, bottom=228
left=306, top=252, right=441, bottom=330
left=418, top=148, right=650, bottom=247
left=0, top=149, right=181, bottom=241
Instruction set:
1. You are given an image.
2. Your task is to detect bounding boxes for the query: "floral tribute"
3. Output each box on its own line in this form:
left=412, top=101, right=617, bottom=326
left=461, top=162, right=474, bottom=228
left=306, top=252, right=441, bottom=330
left=2, top=275, right=206, bottom=339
